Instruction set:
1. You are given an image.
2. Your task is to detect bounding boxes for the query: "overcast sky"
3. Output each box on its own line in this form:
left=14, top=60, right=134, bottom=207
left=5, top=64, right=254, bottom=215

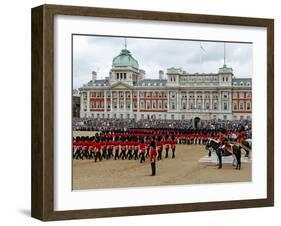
left=73, top=35, right=252, bottom=89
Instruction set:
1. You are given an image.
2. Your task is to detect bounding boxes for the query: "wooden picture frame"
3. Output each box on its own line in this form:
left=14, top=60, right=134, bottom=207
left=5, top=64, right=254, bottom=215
left=31, top=4, right=274, bottom=221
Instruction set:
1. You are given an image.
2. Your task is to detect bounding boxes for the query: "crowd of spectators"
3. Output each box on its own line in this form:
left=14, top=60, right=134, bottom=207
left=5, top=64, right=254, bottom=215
left=73, top=117, right=252, bottom=135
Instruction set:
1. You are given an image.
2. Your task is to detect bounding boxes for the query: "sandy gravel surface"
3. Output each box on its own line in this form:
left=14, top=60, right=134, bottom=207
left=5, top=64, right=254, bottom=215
left=73, top=144, right=251, bottom=190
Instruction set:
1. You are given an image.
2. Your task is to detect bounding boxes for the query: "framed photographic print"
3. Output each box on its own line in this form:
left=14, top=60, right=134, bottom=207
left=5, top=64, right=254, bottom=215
left=31, top=4, right=274, bottom=221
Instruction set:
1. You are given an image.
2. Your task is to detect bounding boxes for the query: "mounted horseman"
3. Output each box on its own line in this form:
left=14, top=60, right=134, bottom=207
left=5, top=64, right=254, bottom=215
left=205, top=128, right=242, bottom=169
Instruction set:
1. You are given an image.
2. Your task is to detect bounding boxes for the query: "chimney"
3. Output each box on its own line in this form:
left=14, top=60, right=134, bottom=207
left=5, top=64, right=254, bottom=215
left=159, top=70, right=164, bottom=79
left=92, top=71, right=97, bottom=81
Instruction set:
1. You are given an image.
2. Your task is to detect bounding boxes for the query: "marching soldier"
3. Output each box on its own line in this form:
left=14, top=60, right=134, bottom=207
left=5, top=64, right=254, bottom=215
left=133, top=141, right=139, bottom=160
left=171, top=140, right=176, bottom=159
left=94, top=142, right=102, bottom=162
left=120, top=142, right=127, bottom=160
left=88, top=142, right=95, bottom=159
left=145, top=141, right=150, bottom=158
left=139, top=141, right=146, bottom=163
left=149, top=139, right=157, bottom=176
left=127, top=143, right=133, bottom=160
left=101, top=142, right=107, bottom=159
left=114, top=142, right=120, bottom=160
left=157, top=140, right=163, bottom=160
left=165, top=141, right=169, bottom=158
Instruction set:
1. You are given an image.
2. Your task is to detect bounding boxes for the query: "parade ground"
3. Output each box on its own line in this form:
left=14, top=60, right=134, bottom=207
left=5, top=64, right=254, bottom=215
left=72, top=132, right=252, bottom=190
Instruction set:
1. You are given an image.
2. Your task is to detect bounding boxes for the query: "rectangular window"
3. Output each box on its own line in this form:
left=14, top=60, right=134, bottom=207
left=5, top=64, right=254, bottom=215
left=240, top=102, right=244, bottom=110
left=246, top=102, right=251, bottom=110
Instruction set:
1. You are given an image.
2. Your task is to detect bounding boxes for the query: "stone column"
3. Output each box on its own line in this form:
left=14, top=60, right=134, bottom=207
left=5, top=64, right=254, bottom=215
left=110, top=90, right=113, bottom=112
left=210, top=92, right=213, bottom=110
left=177, top=91, right=180, bottom=112
left=194, top=91, right=197, bottom=109
left=123, top=91, right=126, bottom=112
left=130, top=90, right=133, bottom=113
left=202, top=92, right=205, bottom=111
left=137, top=90, right=140, bottom=112
left=104, top=90, right=106, bottom=112
left=117, top=91, right=119, bottom=112
left=229, top=90, right=232, bottom=112
left=167, top=91, right=170, bottom=112
left=218, top=91, right=222, bottom=111
left=80, top=93, right=84, bottom=115
left=87, top=91, right=90, bottom=115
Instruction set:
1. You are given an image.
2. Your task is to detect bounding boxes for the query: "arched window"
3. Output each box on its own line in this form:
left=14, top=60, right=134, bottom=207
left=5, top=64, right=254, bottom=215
left=214, top=103, right=218, bottom=110
left=233, top=103, right=237, bottom=110
left=223, top=102, right=227, bottom=110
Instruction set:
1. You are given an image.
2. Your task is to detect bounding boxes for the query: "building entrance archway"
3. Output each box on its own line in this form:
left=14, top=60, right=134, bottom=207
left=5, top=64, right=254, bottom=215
left=194, top=117, right=200, bottom=129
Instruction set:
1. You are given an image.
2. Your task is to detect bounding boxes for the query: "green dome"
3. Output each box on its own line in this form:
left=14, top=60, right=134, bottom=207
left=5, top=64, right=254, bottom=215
left=112, top=49, right=139, bottom=69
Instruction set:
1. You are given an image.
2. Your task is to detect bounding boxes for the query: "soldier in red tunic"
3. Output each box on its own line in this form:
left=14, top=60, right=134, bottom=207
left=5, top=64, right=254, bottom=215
left=139, top=141, right=146, bottom=163
left=171, top=140, right=176, bottom=159
left=133, top=141, right=139, bottom=160
left=127, top=142, right=133, bottom=160
left=165, top=140, right=169, bottom=158
left=114, top=142, right=120, bottom=160
left=120, top=142, right=127, bottom=160
left=94, top=142, right=102, bottom=162
left=157, top=140, right=163, bottom=160
left=149, top=139, right=157, bottom=176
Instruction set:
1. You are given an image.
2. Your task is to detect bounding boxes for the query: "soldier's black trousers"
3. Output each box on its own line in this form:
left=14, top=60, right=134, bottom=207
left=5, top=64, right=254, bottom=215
left=114, top=150, right=119, bottom=160
left=165, top=148, right=169, bottom=158
left=120, top=151, right=127, bottom=160
left=95, top=152, right=102, bottom=162
left=102, top=150, right=107, bottom=159
left=133, top=151, right=139, bottom=160
left=127, top=150, right=133, bottom=160
left=172, top=149, right=175, bottom=158
left=157, top=150, right=162, bottom=160
left=151, top=161, right=156, bottom=176
left=146, top=149, right=150, bottom=158
left=139, top=153, right=145, bottom=163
